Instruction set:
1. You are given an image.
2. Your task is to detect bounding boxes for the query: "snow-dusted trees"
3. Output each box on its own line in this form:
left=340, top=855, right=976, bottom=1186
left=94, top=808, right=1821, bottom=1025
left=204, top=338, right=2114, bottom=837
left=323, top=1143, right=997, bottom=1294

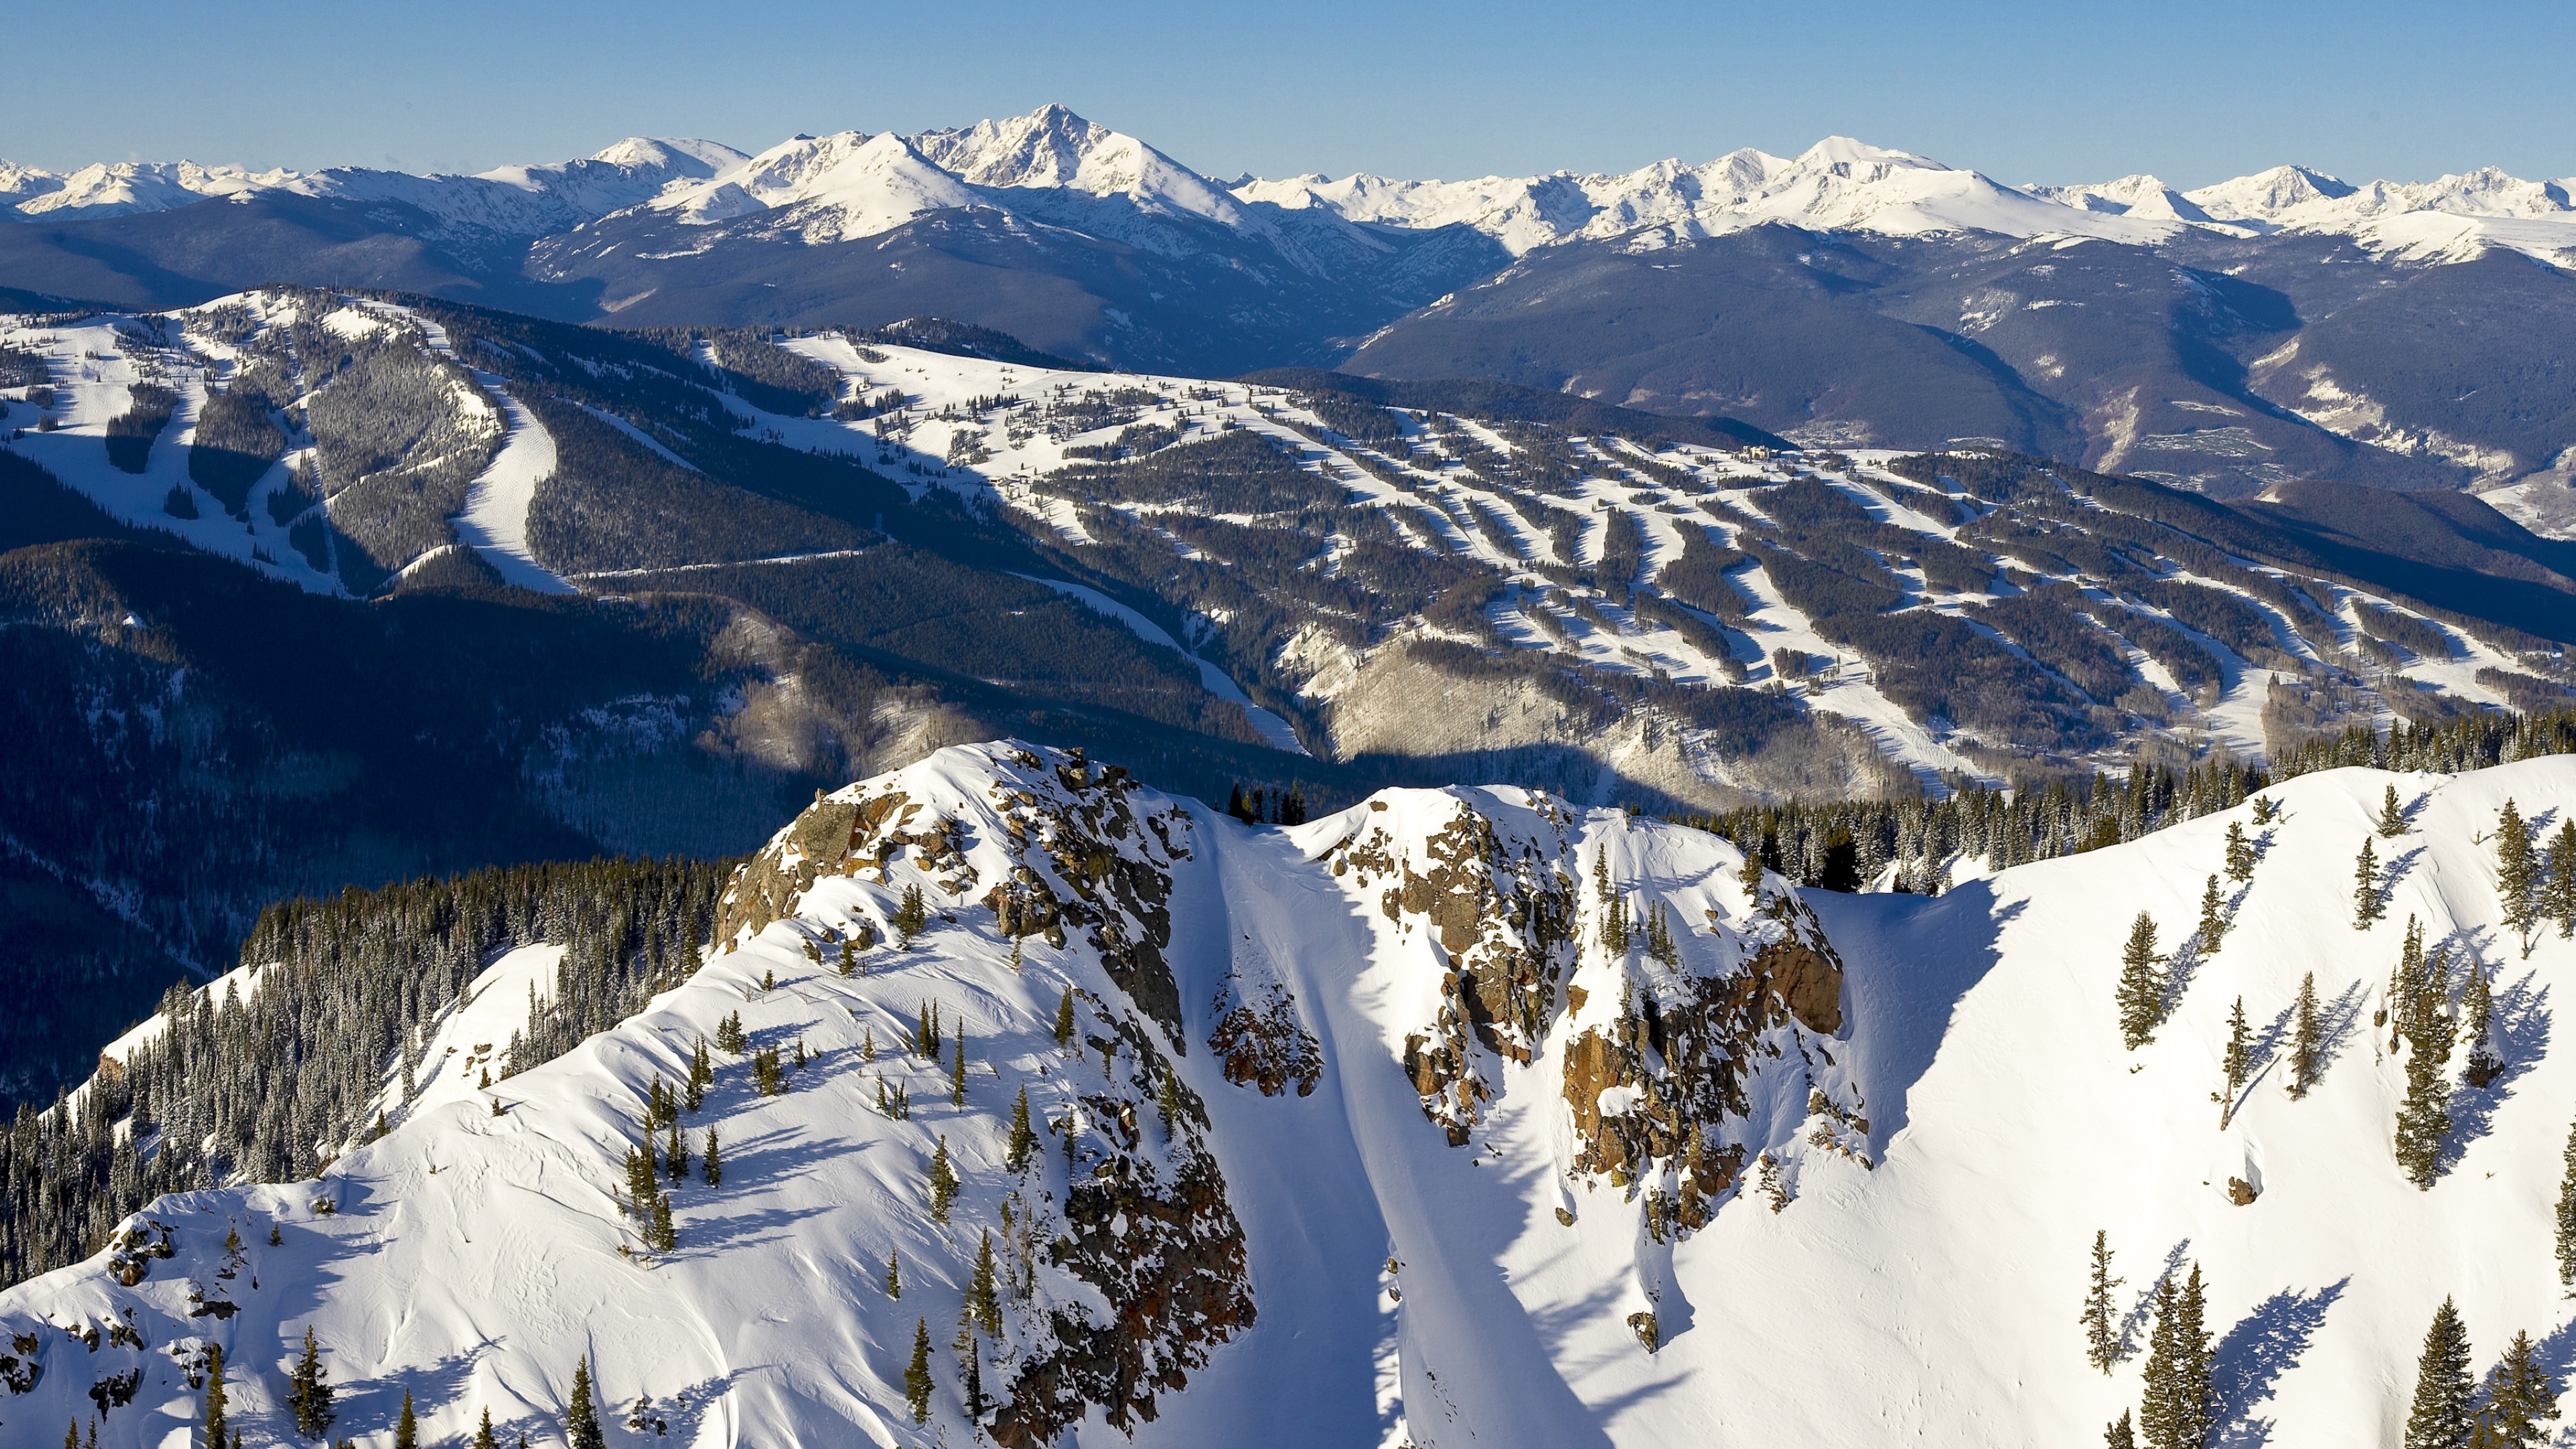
left=2289, top=972, right=2322, bottom=1099
left=2138, top=1263, right=2212, bottom=1449
left=2546, top=821, right=2576, bottom=941
left=2379, top=784, right=2407, bottom=838
left=2116, top=913, right=2166, bottom=1050
left=2404, top=1297, right=2475, bottom=1449
left=2355, top=837, right=2386, bottom=929
left=2558, top=1120, right=2576, bottom=1290
left=894, top=882, right=929, bottom=949
left=2082, top=1230, right=2124, bottom=1373
left=564, top=1355, right=606, bottom=1449
left=2395, top=985, right=2458, bottom=1189
left=0, top=857, right=724, bottom=1291
left=2224, top=822, right=2255, bottom=885
left=2196, top=875, right=2226, bottom=955
left=287, top=1325, right=335, bottom=1437
left=2219, top=999, right=2251, bottom=1128
left=905, top=1319, right=934, bottom=1424
left=2498, top=800, right=2543, bottom=955
left=201, top=1342, right=227, bottom=1449
left=929, top=1136, right=960, bottom=1222
left=1006, top=1085, right=1037, bottom=1173
left=2461, top=963, right=2500, bottom=1089
left=2477, top=1330, right=2563, bottom=1446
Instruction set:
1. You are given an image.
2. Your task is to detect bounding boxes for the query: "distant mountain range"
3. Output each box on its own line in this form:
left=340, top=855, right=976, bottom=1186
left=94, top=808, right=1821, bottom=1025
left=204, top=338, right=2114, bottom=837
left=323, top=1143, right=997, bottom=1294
left=3, top=107, right=2573, bottom=496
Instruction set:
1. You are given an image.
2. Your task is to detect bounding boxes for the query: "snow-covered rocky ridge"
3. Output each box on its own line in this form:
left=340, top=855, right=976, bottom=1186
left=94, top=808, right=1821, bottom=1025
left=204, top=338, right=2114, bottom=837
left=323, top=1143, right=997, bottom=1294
left=3, top=742, right=2571, bottom=1445
left=14, top=107, right=2573, bottom=268
left=0, top=139, right=745, bottom=237
left=1242, top=140, right=2576, bottom=266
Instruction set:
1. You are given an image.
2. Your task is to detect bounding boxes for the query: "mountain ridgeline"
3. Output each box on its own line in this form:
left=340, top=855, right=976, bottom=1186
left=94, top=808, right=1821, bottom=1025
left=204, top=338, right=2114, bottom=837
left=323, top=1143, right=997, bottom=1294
left=2, top=740, right=2574, bottom=1445
left=7, top=286, right=2576, bottom=1114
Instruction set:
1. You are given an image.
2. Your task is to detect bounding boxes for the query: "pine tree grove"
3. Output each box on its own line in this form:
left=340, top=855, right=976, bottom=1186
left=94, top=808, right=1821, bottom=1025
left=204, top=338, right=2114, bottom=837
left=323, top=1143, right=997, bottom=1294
left=0, top=857, right=722, bottom=1289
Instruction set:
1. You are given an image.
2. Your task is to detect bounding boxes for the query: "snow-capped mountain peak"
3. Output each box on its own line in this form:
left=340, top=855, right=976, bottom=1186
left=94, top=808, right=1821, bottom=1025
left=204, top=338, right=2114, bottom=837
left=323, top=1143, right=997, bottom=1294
left=2181, top=163, right=2357, bottom=223
left=912, top=103, right=1250, bottom=229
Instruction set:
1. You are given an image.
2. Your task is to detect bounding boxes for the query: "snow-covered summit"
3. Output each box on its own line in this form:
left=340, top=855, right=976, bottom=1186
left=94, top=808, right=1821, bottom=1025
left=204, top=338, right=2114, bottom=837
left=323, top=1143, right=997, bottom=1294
left=3, top=741, right=2569, bottom=1445
left=0, top=137, right=743, bottom=234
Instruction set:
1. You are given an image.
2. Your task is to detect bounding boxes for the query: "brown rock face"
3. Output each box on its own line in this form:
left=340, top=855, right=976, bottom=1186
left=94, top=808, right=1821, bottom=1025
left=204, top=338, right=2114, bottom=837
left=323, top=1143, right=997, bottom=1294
left=1748, top=938, right=1845, bottom=1034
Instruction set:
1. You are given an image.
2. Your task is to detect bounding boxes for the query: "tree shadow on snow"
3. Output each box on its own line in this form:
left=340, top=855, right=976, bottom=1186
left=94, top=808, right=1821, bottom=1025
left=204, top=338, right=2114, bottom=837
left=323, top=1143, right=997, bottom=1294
left=2379, top=845, right=2426, bottom=899
left=2119, top=1238, right=2194, bottom=1361
left=2306, top=980, right=2371, bottom=1085
left=2210, top=1277, right=2349, bottom=1447
left=2440, top=970, right=2549, bottom=1178
left=334, top=1345, right=484, bottom=1444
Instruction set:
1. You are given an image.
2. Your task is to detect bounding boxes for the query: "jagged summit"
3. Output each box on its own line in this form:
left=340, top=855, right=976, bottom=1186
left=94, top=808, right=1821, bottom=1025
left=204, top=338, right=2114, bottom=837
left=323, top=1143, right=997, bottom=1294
left=3, top=740, right=2568, bottom=1444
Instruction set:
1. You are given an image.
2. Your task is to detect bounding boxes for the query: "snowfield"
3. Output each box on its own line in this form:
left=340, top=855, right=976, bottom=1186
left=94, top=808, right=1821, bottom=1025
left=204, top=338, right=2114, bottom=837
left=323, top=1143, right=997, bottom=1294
left=3, top=745, right=2571, bottom=1446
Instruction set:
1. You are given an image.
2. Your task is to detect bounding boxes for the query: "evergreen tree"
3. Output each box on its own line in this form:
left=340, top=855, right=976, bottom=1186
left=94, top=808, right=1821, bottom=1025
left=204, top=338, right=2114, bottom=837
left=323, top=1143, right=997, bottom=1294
left=2461, top=962, right=2500, bottom=1089
left=2197, top=875, right=2226, bottom=955
left=1054, top=987, right=1076, bottom=1051
left=894, top=883, right=928, bottom=949
left=1157, top=1064, right=1185, bottom=1137
left=394, top=1388, right=417, bottom=1449
left=2116, top=912, right=2166, bottom=1050
left=648, top=1190, right=676, bottom=1252
left=928, top=1136, right=959, bottom=1222
left=2139, top=1265, right=2213, bottom=1449
left=1005, top=1085, right=1036, bottom=1173
left=2224, top=821, right=2255, bottom=883
left=2380, top=783, right=2408, bottom=837
left=203, top=1341, right=227, bottom=1449
left=566, top=1354, right=605, bottom=1449
left=2220, top=998, right=2251, bottom=1128
left=969, top=1229, right=1002, bottom=1336
left=702, top=1127, right=722, bottom=1187
left=2106, top=1408, right=2137, bottom=1449
left=886, top=1250, right=902, bottom=1299
left=962, top=1335, right=987, bottom=1421
left=2290, top=972, right=2322, bottom=1099
left=838, top=937, right=857, bottom=977
left=1737, top=843, right=1765, bottom=900
left=2482, top=1329, right=2561, bottom=1447
left=2545, top=821, right=2576, bottom=941
left=667, top=1120, right=688, bottom=1181
left=288, top=1324, right=335, bottom=1437
left=2405, top=1297, right=2475, bottom=1449
left=904, top=1319, right=934, bottom=1424
left=2395, top=990, right=2458, bottom=1188
left=2557, top=1118, right=2576, bottom=1290
left=951, top=1035, right=968, bottom=1108
left=2356, top=837, right=2385, bottom=928
left=2081, top=1229, right=2124, bottom=1373
left=2498, top=800, right=2542, bottom=955
left=472, top=1407, right=498, bottom=1449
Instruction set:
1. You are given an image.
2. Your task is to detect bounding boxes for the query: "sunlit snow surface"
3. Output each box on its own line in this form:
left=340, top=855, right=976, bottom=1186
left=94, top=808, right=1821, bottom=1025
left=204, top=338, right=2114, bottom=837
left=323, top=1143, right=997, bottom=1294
left=3, top=747, right=2573, bottom=1445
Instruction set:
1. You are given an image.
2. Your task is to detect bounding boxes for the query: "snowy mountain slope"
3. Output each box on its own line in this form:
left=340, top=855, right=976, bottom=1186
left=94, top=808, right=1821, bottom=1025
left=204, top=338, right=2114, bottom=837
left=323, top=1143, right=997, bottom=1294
left=3, top=743, right=2571, bottom=1446
left=0, top=138, right=743, bottom=236
left=13, top=293, right=2565, bottom=800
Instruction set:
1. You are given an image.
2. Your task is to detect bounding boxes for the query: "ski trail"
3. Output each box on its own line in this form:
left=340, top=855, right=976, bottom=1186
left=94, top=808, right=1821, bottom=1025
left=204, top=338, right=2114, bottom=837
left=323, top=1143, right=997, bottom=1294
left=453, top=369, right=576, bottom=594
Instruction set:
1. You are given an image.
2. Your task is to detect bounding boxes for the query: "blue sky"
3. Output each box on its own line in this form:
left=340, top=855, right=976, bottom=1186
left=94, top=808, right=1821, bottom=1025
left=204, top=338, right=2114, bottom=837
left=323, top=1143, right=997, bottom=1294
left=9, top=0, right=2573, bottom=187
